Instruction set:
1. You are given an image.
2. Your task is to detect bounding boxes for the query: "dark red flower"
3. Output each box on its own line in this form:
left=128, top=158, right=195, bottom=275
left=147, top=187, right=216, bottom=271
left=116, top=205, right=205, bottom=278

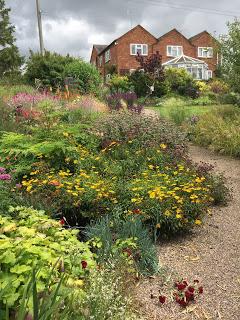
left=187, top=286, right=195, bottom=293
left=81, top=260, right=88, bottom=269
left=185, top=290, right=194, bottom=301
left=177, top=298, right=188, bottom=307
left=176, top=282, right=187, bottom=291
left=183, top=280, right=188, bottom=286
left=159, top=295, right=166, bottom=304
left=198, top=286, right=203, bottom=294
left=60, top=218, right=65, bottom=225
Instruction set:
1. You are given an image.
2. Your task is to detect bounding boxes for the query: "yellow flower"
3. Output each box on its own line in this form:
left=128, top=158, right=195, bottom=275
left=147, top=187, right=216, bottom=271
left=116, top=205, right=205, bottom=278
left=164, top=210, right=171, bottom=217
left=63, top=132, right=69, bottom=137
left=160, top=143, right=167, bottom=149
left=195, top=219, right=202, bottom=225
left=176, top=213, right=182, bottom=219
left=156, top=223, right=161, bottom=229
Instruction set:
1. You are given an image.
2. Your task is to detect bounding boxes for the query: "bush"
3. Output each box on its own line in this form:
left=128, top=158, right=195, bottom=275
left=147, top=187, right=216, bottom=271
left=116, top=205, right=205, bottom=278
left=64, top=60, right=102, bottom=95
left=190, top=106, right=240, bottom=157
left=208, top=79, right=230, bottom=94
left=219, top=92, right=240, bottom=106
left=164, top=68, right=198, bottom=98
left=128, top=71, right=151, bottom=97
left=85, top=214, right=159, bottom=275
left=0, top=206, right=95, bottom=311
left=108, top=75, right=133, bottom=94
left=25, top=51, right=75, bottom=89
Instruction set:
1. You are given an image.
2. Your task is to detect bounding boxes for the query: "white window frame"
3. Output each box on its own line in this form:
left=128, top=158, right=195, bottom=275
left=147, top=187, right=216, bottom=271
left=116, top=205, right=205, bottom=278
left=130, top=44, right=148, bottom=56
left=167, top=45, right=183, bottom=57
left=99, top=56, right=103, bottom=67
left=105, top=50, right=111, bottom=63
left=198, top=47, right=213, bottom=58
left=130, top=69, right=136, bottom=74
left=206, top=70, right=213, bottom=80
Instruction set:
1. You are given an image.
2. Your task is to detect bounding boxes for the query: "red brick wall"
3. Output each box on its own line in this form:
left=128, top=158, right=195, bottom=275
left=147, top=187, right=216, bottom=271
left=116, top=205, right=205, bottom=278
left=153, top=29, right=195, bottom=63
left=116, top=26, right=156, bottom=73
left=189, top=32, right=218, bottom=74
left=90, top=47, right=98, bottom=66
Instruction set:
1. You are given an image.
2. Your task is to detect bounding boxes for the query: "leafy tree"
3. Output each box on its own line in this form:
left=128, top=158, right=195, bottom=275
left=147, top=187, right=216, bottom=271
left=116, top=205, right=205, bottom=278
left=0, top=0, right=23, bottom=76
left=64, top=60, right=102, bottom=95
left=136, top=51, right=165, bottom=96
left=25, top=51, right=75, bottom=88
left=220, top=19, right=240, bottom=93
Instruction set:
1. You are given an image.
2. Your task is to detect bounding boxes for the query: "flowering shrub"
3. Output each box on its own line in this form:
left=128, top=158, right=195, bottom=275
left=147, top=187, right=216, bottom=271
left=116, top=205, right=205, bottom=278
left=0, top=206, right=95, bottom=310
left=106, top=92, right=143, bottom=113
left=9, top=92, right=59, bottom=109
left=16, top=139, right=214, bottom=237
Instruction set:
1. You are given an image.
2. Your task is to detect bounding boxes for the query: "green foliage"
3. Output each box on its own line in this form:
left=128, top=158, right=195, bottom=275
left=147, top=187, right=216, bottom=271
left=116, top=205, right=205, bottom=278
left=0, top=0, right=23, bottom=76
left=0, top=206, right=95, bottom=311
left=94, top=111, right=186, bottom=148
left=108, top=75, right=133, bottom=94
left=64, top=60, right=102, bottom=95
left=25, top=51, right=75, bottom=88
left=85, top=214, right=159, bottom=275
left=128, top=71, right=151, bottom=97
left=190, top=105, right=240, bottom=157
left=220, top=19, right=240, bottom=93
left=164, top=68, right=198, bottom=98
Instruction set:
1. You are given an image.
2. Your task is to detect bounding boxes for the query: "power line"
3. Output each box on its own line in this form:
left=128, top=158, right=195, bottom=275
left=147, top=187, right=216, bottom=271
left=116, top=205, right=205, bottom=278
left=130, top=0, right=240, bottom=18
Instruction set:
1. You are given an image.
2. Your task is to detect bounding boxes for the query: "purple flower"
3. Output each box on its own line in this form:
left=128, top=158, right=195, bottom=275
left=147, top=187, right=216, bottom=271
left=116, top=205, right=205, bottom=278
left=0, top=167, right=6, bottom=174
left=0, top=174, right=11, bottom=181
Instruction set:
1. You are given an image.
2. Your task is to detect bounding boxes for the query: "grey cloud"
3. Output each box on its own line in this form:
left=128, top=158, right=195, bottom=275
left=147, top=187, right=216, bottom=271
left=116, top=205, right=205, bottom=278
left=5, top=0, right=240, bottom=60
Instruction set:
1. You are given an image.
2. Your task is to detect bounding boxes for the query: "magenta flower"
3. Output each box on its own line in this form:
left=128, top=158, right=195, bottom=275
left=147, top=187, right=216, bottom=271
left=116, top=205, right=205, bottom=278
left=0, top=174, right=11, bottom=180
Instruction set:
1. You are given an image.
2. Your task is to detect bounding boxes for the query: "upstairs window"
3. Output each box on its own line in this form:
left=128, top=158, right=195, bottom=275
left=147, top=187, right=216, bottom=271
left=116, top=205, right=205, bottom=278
left=99, top=56, right=103, bottom=66
left=105, top=50, right=111, bottom=63
left=130, top=44, right=148, bottom=56
left=198, top=47, right=213, bottom=58
left=167, top=46, right=183, bottom=57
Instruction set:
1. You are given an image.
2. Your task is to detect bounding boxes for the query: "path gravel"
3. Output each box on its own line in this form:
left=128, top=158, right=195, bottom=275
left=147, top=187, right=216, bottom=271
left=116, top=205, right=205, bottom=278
left=135, top=145, right=240, bottom=320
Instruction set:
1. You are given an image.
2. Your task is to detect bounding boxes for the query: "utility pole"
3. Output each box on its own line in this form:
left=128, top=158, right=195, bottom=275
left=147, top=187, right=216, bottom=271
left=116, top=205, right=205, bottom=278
left=36, top=0, right=44, bottom=55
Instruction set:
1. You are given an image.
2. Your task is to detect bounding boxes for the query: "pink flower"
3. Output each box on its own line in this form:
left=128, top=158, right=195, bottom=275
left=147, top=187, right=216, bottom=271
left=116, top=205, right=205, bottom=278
left=0, top=174, right=11, bottom=180
left=0, top=167, right=6, bottom=174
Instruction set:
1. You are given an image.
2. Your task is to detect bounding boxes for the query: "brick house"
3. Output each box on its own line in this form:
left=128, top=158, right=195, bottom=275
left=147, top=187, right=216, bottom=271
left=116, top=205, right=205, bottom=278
left=90, top=25, right=219, bottom=81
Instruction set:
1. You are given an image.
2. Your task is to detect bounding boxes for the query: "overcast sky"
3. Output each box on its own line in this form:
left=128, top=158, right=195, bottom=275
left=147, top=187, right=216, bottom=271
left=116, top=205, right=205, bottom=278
left=6, top=0, right=240, bottom=61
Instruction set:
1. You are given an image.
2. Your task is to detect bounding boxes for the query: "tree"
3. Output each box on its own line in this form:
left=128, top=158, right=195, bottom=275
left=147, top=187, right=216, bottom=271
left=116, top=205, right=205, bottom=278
left=64, top=60, right=102, bottom=95
left=136, top=51, right=165, bottom=96
left=0, top=0, right=23, bottom=76
left=25, top=51, right=75, bottom=88
left=220, top=19, right=240, bottom=93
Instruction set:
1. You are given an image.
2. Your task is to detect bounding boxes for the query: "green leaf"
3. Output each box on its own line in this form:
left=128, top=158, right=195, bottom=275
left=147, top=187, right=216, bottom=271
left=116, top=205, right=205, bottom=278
left=10, top=265, right=32, bottom=274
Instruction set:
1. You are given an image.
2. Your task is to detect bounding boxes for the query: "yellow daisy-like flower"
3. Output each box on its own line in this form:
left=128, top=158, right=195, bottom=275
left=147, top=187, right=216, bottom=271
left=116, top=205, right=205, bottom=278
left=176, top=213, right=182, bottom=219
left=195, top=219, right=202, bottom=225
left=160, top=143, right=167, bottom=149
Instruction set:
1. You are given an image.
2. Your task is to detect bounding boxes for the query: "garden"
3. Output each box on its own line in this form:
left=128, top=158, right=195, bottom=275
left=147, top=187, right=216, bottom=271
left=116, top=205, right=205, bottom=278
left=1, top=2, right=240, bottom=317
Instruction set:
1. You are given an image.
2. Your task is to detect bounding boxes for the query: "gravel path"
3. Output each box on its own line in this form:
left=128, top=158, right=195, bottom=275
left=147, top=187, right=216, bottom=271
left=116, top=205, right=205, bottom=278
left=135, top=145, right=240, bottom=320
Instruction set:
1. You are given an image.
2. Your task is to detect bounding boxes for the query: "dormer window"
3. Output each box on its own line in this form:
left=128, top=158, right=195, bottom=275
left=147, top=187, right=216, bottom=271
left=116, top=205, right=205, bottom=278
left=167, top=46, right=183, bottom=57
left=198, top=47, right=213, bottom=58
left=105, top=50, right=111, bottom=63
left=130, top=44, right=148, bottom=56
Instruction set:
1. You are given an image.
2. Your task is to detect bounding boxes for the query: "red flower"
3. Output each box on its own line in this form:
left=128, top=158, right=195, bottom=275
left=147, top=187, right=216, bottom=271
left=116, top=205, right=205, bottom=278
left=176, top=282, right=187, bottom=291
left=185, top=290, right=194, bottom=301
left=187, top=286, right=195, bottom=293
left=177, top=298, right=188, bottom=307
left=60, top=218, right=65, bottom=225
left=198, top=286, right=203, bottom=294
left=132, top=208, right=141, bottom=214
left=81, top=260, right=88, bottom=269
left=159, top=295, right=166, bottom=304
